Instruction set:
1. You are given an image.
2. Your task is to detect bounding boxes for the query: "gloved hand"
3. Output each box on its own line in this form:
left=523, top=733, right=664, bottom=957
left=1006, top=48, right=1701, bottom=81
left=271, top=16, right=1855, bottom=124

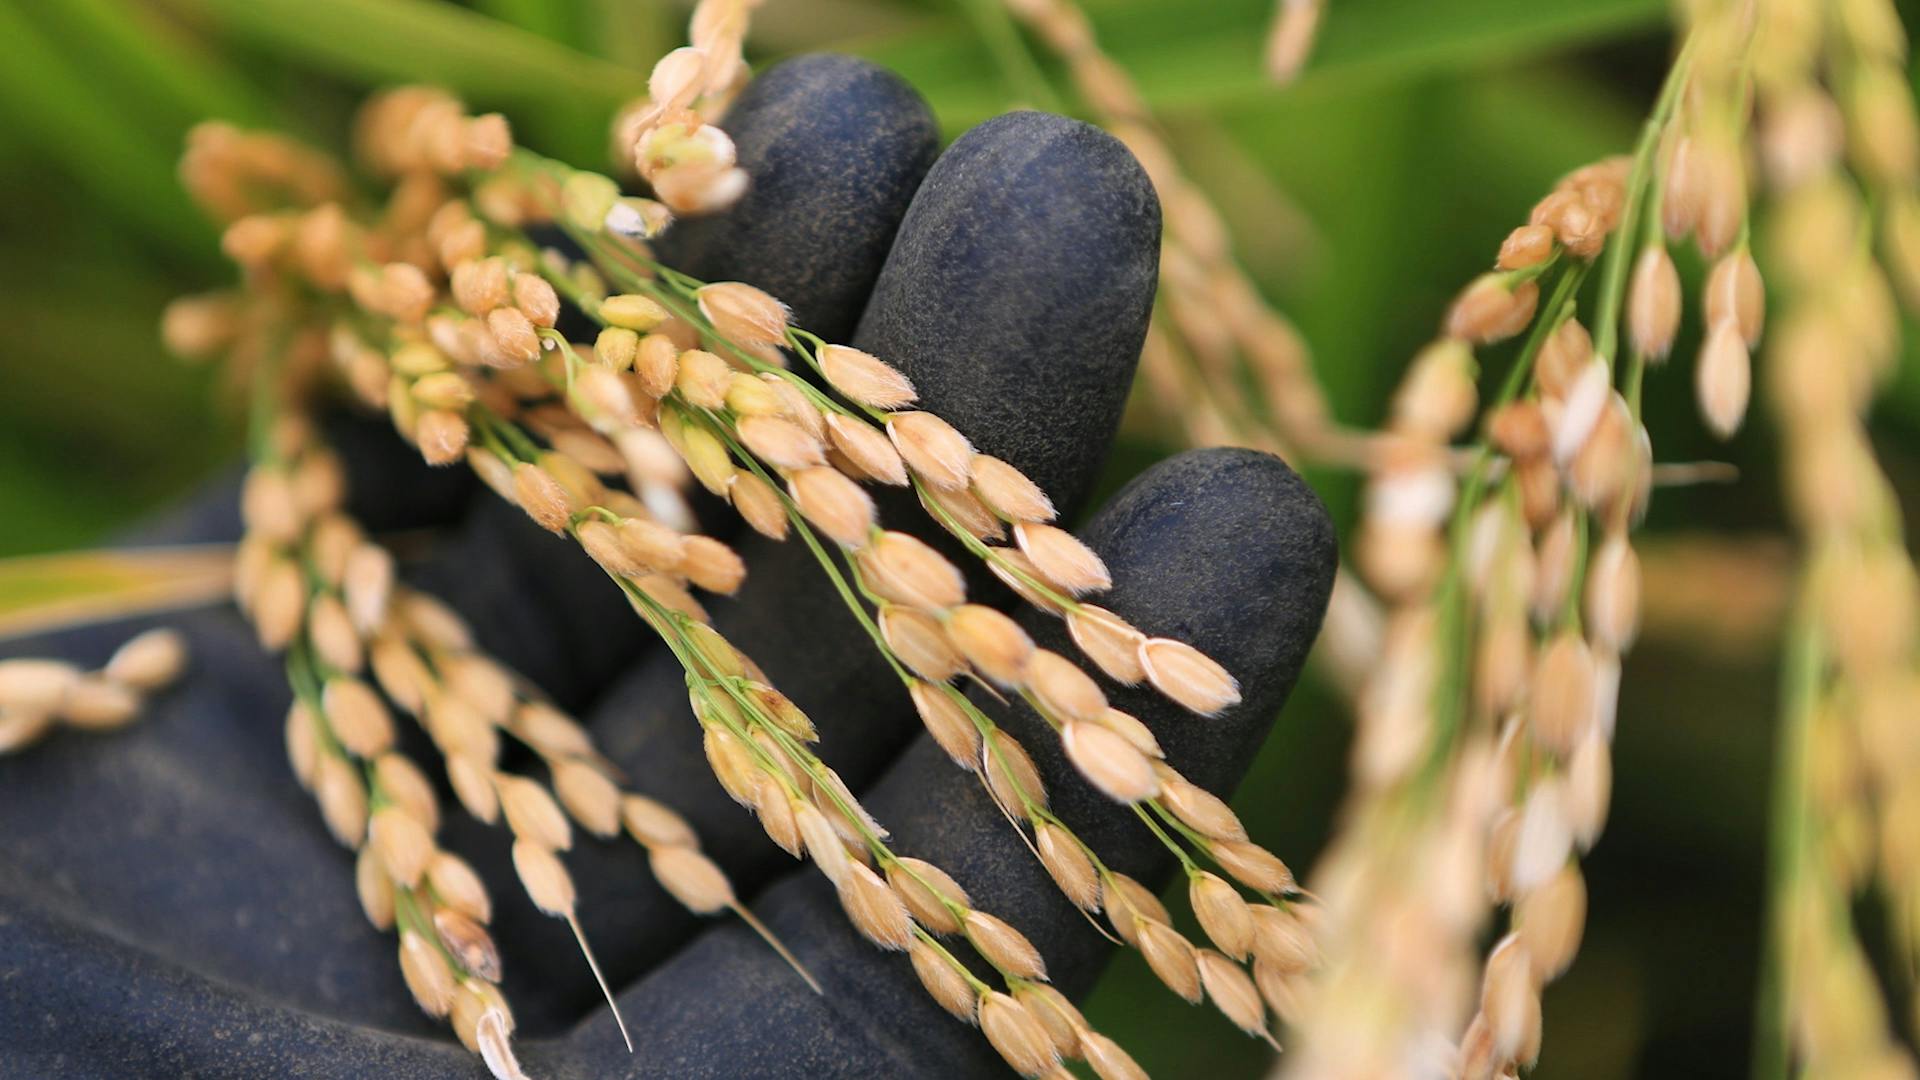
left=0, top=54, right=1336, bottom=1079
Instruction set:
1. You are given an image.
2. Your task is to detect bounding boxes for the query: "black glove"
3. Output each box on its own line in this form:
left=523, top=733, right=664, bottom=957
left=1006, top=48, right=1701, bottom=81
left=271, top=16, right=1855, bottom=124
left=0, top=54, right=1336, bottom=1079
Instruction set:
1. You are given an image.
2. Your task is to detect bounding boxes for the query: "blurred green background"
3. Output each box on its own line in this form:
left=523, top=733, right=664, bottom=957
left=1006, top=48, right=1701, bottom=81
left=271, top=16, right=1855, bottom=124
left=2, top=1, right=1918, bottom=1077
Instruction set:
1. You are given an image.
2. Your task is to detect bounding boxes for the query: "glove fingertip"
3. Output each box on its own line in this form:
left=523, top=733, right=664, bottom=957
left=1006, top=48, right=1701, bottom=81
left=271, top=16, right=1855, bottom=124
left=656, top=54, right=941, bottom=342
left=856, top=110, right=1162, bottom=518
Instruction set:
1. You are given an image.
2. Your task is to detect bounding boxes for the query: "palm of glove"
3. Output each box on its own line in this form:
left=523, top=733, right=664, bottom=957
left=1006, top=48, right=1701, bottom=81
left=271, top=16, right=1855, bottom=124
left=0, top=56, right=1335, bottom=1079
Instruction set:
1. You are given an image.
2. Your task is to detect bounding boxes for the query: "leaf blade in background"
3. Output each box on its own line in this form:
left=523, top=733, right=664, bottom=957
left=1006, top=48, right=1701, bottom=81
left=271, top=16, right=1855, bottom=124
left=0, top=546, right=235, bottom=641
left=0, top=0, right=209, bottom=259
left=846, top=0, right=1667, bottom=130
left=177, top=0, right=648, bottom=107
left=30, top=0, right=273, bottom=131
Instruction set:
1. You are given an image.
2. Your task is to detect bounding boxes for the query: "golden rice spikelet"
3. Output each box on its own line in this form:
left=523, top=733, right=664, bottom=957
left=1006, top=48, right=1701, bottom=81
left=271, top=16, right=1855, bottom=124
left=449, top=980, right=513, bottom=1053
left=979, top=991, right=1059, bottom=1077
left=285, top=703, right=320, bottom=789
left=1137, top=920, right=1203, bottom=1002
left=887, top=412, right=974, bottom=490
left=399, top=930, right=456, bottom=1017
left=1566, top=733, right=1612, bottom=850
left=1013, top=522, right=1111, bottom=594
left=1067, top=606, right=1146, bottom=685
left=497, top=774, right=574, bottom=851
left=911, top=681, right=982, bottom=766
left=796, top=799, right=853, bottom=887
left=738, top=414, right=825, bottom=470
left=1081, top=1031, right=1151, bottom=1080
left=1096, top=707, right=1164, bottom=760
left=1705, top=249, right=1765, bottom=346
left=943, top=604, right=1034, bottom=686
left=1527, top=630, right=1596, bottom=755
left=634, top=333, right=679, bottom=396
left=314, top=749, right=366, bottom=841
left=433, top=907, right=502, bottom=981
left=650, top=845, right=735, bottom=914
left=578, top=519, right=643, bottom=577
left=448, top=755, right=500, bottom=823
left=1626, top=244, right=1682, bottom=361
left=622, top=794, right=698, bottom=849
left=375, top=753, right=440, bottom=832
left=553, top=761, right=623, bottom=837
left=909, top=938, right=978, bottom=1022
left=1197, top=948, right=1269, bottom=1037
left=511, top=839, right=576, bottom=916
left=750, top=775, right=802, bottom=856
left=595, top=327, right=639, bottom=371
left=511, top=272, right=558, bottom=328
left=1140, top=637, right=1241, bottom=715
left=0, top=658, right=78, bottom=715
left=601, top=294, right=669, bottom=332
left=923, top=483, right=1005, bottom=541
left=308, top=595, right=363, bottom=674
left=1392, top=340, right=1478, bottom=439
left=1029, top=650, right=1109, bottom=724
left=970, top=455, right=1055, bottom=522
left=861, top=531, right=967, bottom=611
left=1481, top=933, right=1541, bottom=1064
left=696, top=282, right=789, bottom=347
left=881, top=606, right=967, bottom=682
left=702, top=726, right=757, bottom=805
left=1191, top=871, right=1256, bottom=960
left=1497, top=224, right=1556, bottom=270
left=428, top=851, right=492, bottom=924
left=323, top=677, right=395, bottom=758
left=617, top=517, right=688, bottom=572
left=1447, top=274, right=1539, bottom=344
left=681, top=536, right=746, bottom=596
left=839, top=860, right=914, bottom=950
left=888, top=857, right=971, bottom=934
left=369, top=805, right=435, bottom=887
left=1034, top=822, right=1101, bottom=910
left=1696, top=318, right=1751, bottom=438
left=1510, top=778, right=1574, bottom=893
left=1157, top=768, right=1247, bottom=840
left=988, top=548, right=1068, bottom=614
left=510, top=463, right=573, bottom=533
left=57, top=678, right=141, bottom=730
left=242, top=466, right=303, bottom=543
left=820, top=344, right=917, bottom=409
left=1103, top=873, right=1171, bottom=947
left=354, top=846, right=396, bottom=930
left=344, top=545, right=395, bottom=634
left=1211, top=838, right=1293, bottom=894
left=576, top=366, right=639, bottom=428
left=1249, top=903, right=1318, bottom=973
left=983, top=729, right=1048, bottom=816
left=485, top=307, right=541, bottom=366
left=825, top=414, right=908, bottom=486
left=1516, top=862, right=1587, bottom=983
left=730, top=471, right=790, bottom=539
left=790, top=466, right=876, bottom=547
left=1584, top=533, right=1641, bottom=652
left=1014, top=982, right=1085, bottom=1057
left=1061, top=719, right=1158, bottom=803
left=104, top=629, right=189, bottom=691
